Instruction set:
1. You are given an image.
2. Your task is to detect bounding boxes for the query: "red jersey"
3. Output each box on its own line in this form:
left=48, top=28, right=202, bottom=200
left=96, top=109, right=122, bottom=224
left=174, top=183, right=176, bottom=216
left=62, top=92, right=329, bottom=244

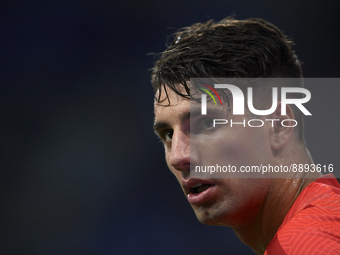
left=264, top=174, right=340, bottom=255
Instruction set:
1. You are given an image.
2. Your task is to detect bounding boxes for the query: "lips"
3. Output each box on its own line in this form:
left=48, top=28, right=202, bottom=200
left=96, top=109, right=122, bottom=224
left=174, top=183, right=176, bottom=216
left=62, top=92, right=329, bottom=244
left=191, top=183, right=211, bottom=193
left=182, top=179, right=216, bottom=205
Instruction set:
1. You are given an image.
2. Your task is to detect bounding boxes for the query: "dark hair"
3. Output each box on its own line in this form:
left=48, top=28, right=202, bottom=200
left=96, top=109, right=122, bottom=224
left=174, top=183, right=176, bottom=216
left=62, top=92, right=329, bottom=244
left=151, top=17, right=302, bottom=100
left=151, top=17, right=306, bottom=142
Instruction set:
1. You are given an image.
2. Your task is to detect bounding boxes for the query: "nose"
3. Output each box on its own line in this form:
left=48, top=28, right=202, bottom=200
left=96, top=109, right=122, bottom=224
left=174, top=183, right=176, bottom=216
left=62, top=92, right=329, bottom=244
left=168, top=129, right=191, bottom=176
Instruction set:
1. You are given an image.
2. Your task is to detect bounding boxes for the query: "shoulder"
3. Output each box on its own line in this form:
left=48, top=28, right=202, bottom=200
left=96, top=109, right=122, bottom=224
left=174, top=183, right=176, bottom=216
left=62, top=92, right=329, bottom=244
left=265, top=175, right=340, bottom=255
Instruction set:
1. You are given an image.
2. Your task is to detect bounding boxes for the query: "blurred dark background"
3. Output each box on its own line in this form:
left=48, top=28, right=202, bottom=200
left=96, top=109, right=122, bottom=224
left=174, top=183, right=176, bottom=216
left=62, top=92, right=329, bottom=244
left=1, top=0, right=339, bottom=254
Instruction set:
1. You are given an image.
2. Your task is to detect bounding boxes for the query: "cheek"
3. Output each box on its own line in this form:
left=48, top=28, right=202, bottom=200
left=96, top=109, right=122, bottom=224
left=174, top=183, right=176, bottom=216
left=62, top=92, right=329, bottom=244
left=196, top=126, right=268, bottom=168
left=215, top=179, right=271, bottom=222
left=164, top=145, right=171, bottom=164
left=165, top=153, right=172, bottom=172
left=165, top=149, right=178, bottom=176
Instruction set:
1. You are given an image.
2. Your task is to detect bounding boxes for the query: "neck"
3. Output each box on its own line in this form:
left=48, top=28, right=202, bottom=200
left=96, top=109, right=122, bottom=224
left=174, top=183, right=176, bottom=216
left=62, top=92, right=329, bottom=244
left=231, top=148, right=321, bottom=254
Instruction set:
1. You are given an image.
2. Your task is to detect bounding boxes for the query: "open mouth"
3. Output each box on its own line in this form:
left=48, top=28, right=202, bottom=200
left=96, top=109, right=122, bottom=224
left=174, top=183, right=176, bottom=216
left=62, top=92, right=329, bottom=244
left=191, top=183, right=213, bottom=194
left=186, top=182, right=216, bottom=205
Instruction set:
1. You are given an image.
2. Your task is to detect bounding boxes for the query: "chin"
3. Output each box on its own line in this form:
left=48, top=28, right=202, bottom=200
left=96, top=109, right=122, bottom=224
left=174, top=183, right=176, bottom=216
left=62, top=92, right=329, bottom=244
left=196, top=214, right=230, bottom=226
left=194, top=207, right=229, bottom=226
left=193, top=203, right=240, bottom=227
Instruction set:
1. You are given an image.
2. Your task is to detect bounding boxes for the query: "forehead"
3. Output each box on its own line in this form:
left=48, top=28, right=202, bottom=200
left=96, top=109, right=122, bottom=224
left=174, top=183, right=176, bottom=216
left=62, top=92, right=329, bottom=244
left=154, top=87, right=190, bottom=124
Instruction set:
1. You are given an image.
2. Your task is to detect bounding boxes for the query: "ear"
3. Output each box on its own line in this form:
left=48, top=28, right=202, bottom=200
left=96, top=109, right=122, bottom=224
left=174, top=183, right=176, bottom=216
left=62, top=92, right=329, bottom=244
left=268, top=103, right=295, bottom=150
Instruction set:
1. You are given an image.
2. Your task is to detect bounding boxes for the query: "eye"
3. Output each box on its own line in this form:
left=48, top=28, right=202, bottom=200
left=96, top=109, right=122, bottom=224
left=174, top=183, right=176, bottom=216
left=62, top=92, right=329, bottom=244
left=191, top=117, right=215, bottom=134
left=161, top=129, right=173, bottom=142
left=202, top=119, right=214, bottom=129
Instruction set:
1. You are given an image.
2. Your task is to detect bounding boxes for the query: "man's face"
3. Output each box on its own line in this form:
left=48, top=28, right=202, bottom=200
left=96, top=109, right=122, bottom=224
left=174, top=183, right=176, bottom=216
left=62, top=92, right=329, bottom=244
left=154, top=86, right=274, bottom=226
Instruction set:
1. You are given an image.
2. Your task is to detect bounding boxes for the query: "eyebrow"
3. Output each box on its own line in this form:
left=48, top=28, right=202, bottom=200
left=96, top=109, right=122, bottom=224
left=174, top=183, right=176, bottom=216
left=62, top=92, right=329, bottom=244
left=153, top=121, right=169, bottom=134
left=153, top=110, right=192, bottom=134
left=153, top=106, right=224, bottom=135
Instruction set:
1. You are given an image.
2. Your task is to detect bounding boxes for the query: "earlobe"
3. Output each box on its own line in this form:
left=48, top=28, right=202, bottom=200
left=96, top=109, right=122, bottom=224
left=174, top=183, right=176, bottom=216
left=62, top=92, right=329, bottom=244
left=269, top=103, right=295, bottom=150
